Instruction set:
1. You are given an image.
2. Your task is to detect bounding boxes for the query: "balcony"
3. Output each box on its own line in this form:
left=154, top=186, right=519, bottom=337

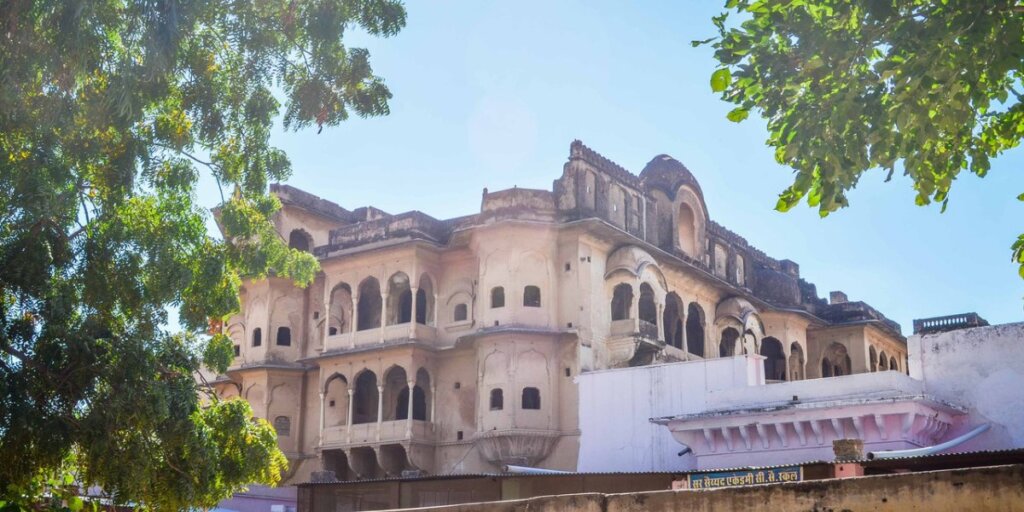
left=321, top=419, right=435, bottom=448
left=322, top=323, right=438, bottom=353
left=605, top=319, right=663, bottom=367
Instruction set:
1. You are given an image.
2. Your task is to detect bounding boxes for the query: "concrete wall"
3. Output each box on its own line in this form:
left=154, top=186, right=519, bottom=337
left=576, top=356, right=760, bottom=472
left=391, top=464, right=1024, bottom=512
left=909, top=321, right=1024, bottom=450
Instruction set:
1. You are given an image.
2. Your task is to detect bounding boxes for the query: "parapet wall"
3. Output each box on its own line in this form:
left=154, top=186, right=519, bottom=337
left=392, top=464, right=1024, bottom=512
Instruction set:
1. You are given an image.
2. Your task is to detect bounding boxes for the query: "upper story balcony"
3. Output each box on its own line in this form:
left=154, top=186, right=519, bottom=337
left=321, top=419, right=436, bottom=448
left=323, top=321, right=438, bottom=353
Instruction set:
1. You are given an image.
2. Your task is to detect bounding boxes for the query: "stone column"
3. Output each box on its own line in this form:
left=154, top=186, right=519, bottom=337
left=631, top=281, right=640, bottom=332
left=430, top=385, right=436, bottom=423
left=380, top=293, right=388, bottom=344
left=409, top=287, right=418, bottom=339
left=432, top=294, right=439, bottom=327
left=376, top=385, right=384, bottom=441
left=351, top=293, right=360, bottom=349
left=322, top=281, right=332, bottom=353
left=657, top=303, right=665, bottom=342
left=405, top=380, right=415, bottom=437
left=318, top=392, right=326, bottom=446
left=346, top=388, right=355, bottom=444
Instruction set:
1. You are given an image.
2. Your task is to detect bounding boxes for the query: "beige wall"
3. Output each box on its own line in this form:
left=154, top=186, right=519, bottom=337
left=386, top=464, right=1024, bottom=512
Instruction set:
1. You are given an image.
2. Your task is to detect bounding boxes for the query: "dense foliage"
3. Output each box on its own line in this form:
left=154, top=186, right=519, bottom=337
left=702, top=0, right=1024, bottom=276
left=0, top=0, right=405, bottom=509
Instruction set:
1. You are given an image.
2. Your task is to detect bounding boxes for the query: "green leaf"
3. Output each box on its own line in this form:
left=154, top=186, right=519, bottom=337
left=710, top=68, right=732, bottom=92
left=726, top=107, right=749, bottom=122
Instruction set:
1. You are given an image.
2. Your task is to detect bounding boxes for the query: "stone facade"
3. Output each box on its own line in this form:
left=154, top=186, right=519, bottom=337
left=209, top=140, right=906, bottom=483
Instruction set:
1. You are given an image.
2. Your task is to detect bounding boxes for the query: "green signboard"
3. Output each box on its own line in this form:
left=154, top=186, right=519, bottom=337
left=686, top=466, right=803, bottom=489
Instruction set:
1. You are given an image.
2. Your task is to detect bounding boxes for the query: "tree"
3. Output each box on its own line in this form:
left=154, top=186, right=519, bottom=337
left=701, top=0, right=1024, bottom=277
left=0, top=0, right=405, bottom=509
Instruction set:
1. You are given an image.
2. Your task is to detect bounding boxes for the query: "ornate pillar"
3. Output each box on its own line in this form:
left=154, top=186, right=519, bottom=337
left=631, top=280, right=640, bottom=332
left=657, top=303, right=665, bottom=342
left=346, top=388, right=355, bottom=444
left=318, top=392, right=326, bottom=446
left=376, top=385, right=384, bottom=441
left=380, top=293, right=388, bottom=344
left=409, top=287, right=418, bottom=339
left=405, top=380, right=415, bottom=437
left=322, top=280, right=332, bottom=353
left=430, top=385, right=436, bottom=423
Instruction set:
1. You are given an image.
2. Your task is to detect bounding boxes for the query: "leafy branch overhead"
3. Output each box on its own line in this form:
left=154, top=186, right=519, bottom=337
left=701, top=0, right=1024, bottom=274
left=0, top=0, right=405, bottom=509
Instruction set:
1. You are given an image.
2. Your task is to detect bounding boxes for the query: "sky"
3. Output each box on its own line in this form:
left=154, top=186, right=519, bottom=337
left=202, top=1, right=1024, bottom=334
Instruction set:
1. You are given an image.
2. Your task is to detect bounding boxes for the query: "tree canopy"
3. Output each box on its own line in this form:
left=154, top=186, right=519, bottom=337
left=0, top=0, right=405, bottom=509
left=701, top=0, right=1024, bottom=276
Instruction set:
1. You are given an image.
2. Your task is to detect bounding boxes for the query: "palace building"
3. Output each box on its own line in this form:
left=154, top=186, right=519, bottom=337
left=209, top=140, right=908, bottom=484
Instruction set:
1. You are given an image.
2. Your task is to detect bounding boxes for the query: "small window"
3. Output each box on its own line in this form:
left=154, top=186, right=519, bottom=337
left=273, top=416, right=291, bottom=437
left=523, top=286, right=541, bottom=307
left=454, top=303, right=468, bottom=322
left=454, top=382, right=461, bottom=390
left=491, top=287, right=505, bottom=308
left=252, top=328, right=262, bottom=347
left=233, top=345, right=240, bottom=357
left=276, top=327, right=291, bottom=346
left=522, top=387, right=541, bottom=410
left=457, top=430, right=464, bottom=441
left=489, top=388, right=504, bottom=410
left=288, top=230, right=310, bottom=251
left=328, top=326, right=338, bottom=336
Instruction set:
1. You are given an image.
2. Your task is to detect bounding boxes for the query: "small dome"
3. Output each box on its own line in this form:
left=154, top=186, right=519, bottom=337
left=715, top=297, right=758, bottom=326
left=639, top=154, right=706, bottom=206
left=605, top=245, right=659, bottom=279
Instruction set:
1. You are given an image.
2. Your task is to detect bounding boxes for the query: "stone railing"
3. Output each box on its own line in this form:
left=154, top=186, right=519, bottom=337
left=321, top=419, right=435, bottom=447
left=913, top=313, right=989, bottom=335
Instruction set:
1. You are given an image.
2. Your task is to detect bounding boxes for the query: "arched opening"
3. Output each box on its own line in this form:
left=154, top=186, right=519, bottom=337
left=387, top=272, right=412, bottom=325
left=611, top=283, right=633, bottom=321
left=416, top=275, right=434, bottom=325
left=869, top=346, right=878, bottom=372
left=822, top=343, right=851, bottom=377
left=288, top=230, right=311, bottom=252
left=322, top=449, right=350, bottom=481
left=329, top=283, right=353, bottom=336
left=523, top=286, right=541, bottom=308
left=352, top=371, right=379, bottom=424
left=324, top=374, right=349, bottom=427
left=677, top=203, right=698, bottom=257
left=252, top=327, right=262, bottom=347
left=760, top=337, right=786, bottom=381
left=719, top=327, right=739, bottom=357
left=890, top=356, right=899, bottom=372
left=357, top=278, right=382, bottom=331
left=522, top=387, right=541, bottom=410
left=489, top=388, right=504, bottom=411
left=789, top=342, right=805, bottom=380
left=453, top=303, right=468, bottom=322
left=273, top=416, right=291, bottom=437
left=663, top=293, right=684, bottom=349
left=276, top=326, right=291, bottom=346
left=879, top=351, right=889, bottom=371
left=638, top=283, right=657, bottom=328
left=686, top=303, right=705, bottom=357
left=491, top=287, right=505, bottom=308
left=384, top=366, right=409, bottom=421
left=414, top=368, right=431, bottom=421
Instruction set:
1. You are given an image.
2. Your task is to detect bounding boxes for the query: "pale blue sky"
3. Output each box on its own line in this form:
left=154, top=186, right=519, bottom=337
left=206, top=1, right=1024, bottom=334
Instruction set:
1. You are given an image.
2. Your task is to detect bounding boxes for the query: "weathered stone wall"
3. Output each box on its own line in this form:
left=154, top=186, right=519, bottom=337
left=910, top=321, right=1024, bottom=451
left=390, top=464, right=1024, bottom=512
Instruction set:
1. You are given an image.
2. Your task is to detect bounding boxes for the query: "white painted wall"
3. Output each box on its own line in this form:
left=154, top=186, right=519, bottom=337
left=909, top=321, right=1024, bottom=451
left=576, top=355, right=761, bottom=472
